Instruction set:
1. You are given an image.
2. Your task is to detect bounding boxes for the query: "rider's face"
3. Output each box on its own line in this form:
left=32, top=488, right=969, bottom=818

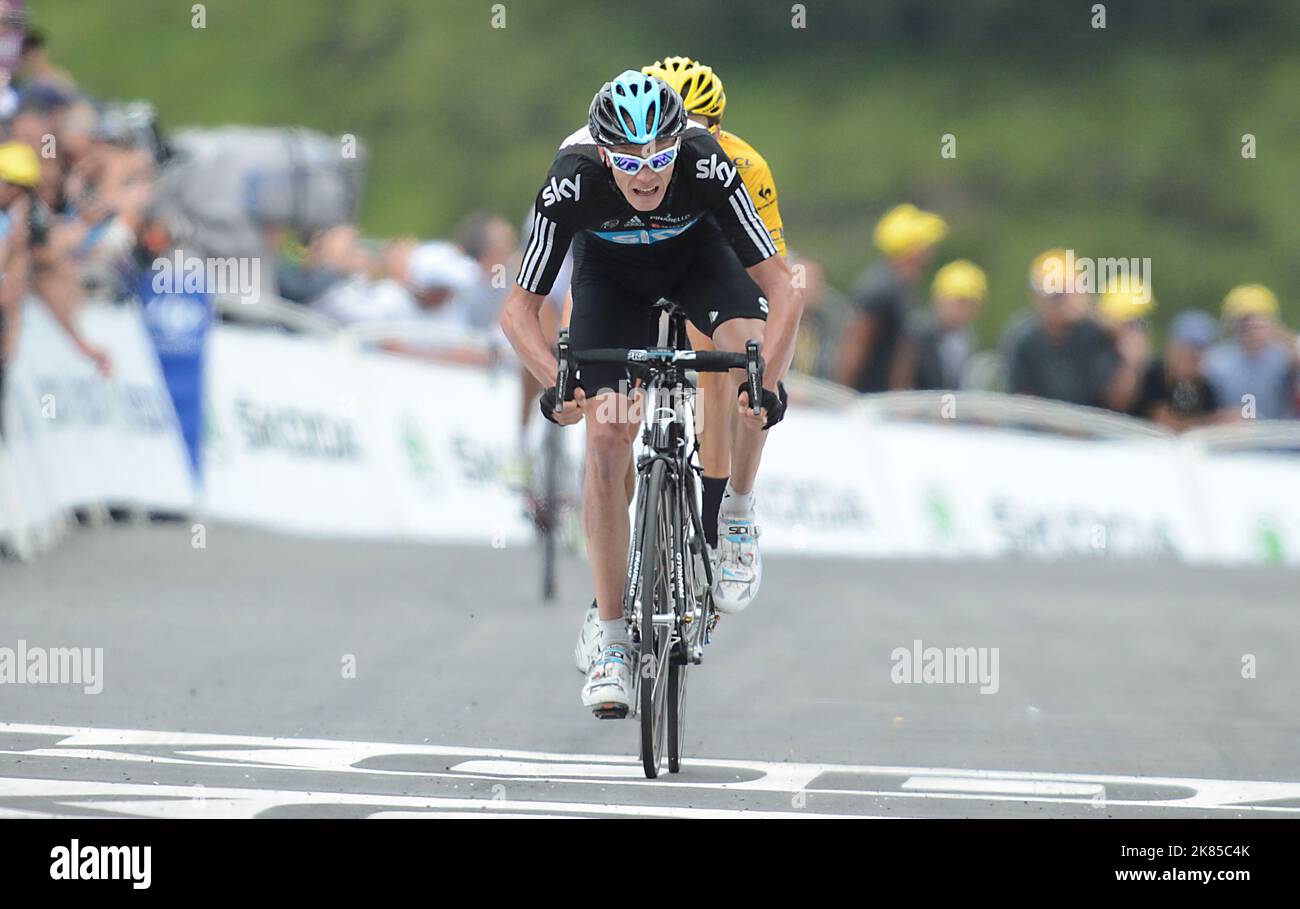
left=601, top=137, right=677, bottom=212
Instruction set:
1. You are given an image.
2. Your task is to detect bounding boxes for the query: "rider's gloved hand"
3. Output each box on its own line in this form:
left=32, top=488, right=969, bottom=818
left=737, top=381, right=788, bottom=430
left=540, top=382, right=586, bottom=426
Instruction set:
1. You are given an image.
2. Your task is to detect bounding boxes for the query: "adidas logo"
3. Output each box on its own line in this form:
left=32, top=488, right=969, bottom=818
left=626, top=215, right=644, bottom=227
left=709, top=310, right=719, bottom=322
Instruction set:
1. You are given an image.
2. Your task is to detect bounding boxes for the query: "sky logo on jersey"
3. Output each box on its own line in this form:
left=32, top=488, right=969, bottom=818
left=542, top=174, right=582, bottom=207
left=592, top=217, right=699, bottom=245
left=695, top=154, right=736, bottom=187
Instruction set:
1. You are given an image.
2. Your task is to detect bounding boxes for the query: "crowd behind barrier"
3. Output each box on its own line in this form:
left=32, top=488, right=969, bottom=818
left=0, top=28, right=1297, bottom=567
left=4, top=294, right=1299, bottom=569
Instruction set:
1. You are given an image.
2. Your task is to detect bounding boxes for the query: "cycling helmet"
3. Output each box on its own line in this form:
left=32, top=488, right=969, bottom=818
left=588, top=70, right=687, bottom=147
left=643, top=56, right=726, bottom=119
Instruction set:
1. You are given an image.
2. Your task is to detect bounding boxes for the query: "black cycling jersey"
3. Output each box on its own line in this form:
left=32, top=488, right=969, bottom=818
left=516, top=124, right=778, bottom=297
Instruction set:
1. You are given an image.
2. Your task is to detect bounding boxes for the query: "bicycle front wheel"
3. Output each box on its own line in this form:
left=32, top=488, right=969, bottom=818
left=667, top=655, right=687, bottom=773
left=633, top=458, right=671, bottom=779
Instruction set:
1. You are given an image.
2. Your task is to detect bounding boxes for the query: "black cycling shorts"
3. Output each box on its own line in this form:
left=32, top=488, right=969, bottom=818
left=568, top=219, right=768, bottom=395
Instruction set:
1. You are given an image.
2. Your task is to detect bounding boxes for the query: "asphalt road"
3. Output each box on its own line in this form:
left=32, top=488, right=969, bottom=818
left=1, top=522, right=1297, bottom=818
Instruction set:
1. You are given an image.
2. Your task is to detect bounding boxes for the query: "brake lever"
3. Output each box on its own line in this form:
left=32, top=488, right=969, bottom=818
left=745, top=340, right=763, bottom=416
left=555, top=329, right=571, bottom=413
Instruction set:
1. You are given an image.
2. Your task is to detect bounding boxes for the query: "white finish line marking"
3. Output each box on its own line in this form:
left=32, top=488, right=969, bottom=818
left=902, top=777, right=1107, bottom=799
left=451, top=760, right=653, bottom=779
left=1, top=722, right=1299, bottom=817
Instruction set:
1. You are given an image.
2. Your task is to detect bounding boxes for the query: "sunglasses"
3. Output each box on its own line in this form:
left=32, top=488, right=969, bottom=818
left=606, top=140, right=680, bottom=175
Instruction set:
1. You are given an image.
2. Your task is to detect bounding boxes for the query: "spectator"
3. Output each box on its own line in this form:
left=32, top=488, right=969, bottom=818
left=1094, top=275, right=1155, bottom=413
left=896, top=259, right=986, bottom=390
left=834, top=203, right=946, bottom=391
left=276, top=225, right=369, bottom=305
left=1132, top=309, right=1221, bottom=430
left=313, top=238, right=489, bottom=366
left=315, top=238, right=477, bottom=326
left=58, top=103, right=156, bottom=295
left=0, top=140, right=108, bottom=433
left=403, top=240, right=481, bottom=327
left=17, top=28, right=77, bottom=95
left=453, top=211, right=517, bottom=333
left=1006, top=249, right=1134, bottom=410
left=790, top=255, right=851, bottom=381
left=1203, top=284, right=1298, bottom=421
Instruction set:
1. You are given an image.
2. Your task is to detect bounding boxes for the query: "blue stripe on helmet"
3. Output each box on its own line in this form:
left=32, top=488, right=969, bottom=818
left=610, top=70, right=661, bottom=144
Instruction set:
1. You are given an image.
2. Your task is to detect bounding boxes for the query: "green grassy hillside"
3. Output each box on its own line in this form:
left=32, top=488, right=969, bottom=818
left=34, top=0, right=1300, bottom=340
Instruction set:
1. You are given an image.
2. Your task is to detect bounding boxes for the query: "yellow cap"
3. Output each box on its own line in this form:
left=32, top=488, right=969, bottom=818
left=1028, top=248, right=1073, bottom=294
left=1222, top=284, right=1279, bottom=320
left=873, top=204, right=947, bottom=259
left=1098, top=276, right=1156, bottom=323
left=931, top=260, right=987, bottom=303
left=0, top=141, right=40, bottom=188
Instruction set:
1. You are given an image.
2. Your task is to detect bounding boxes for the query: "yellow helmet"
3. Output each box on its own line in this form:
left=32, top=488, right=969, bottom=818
left=643, top=56, right=726, bottom=119
left=0, top=141, right=40, bottom=188
left=1098, top=275, right=1156, bottom=323
left=873, top=204, right=947, bottom=259
left=1222, top=284, right=1279, bottom=320
left=932, top=260, right=987, bottom=303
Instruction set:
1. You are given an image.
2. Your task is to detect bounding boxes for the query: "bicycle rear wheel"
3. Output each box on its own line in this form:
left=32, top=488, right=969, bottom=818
left=633, top=458, right=671, bottom=778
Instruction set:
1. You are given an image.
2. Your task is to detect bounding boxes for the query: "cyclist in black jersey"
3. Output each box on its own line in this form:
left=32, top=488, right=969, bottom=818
left=500, top=71, right=801, bottom=716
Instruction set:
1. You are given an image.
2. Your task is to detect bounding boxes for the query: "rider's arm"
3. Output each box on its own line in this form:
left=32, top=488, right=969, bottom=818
left=502, top=158, right=585, bottom=385
left=745, top=253, right=802, bottom=385
left=500, top=283, right=559, bottom=387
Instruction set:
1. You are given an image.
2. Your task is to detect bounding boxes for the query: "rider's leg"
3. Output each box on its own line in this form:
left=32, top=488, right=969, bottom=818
left=704, top=316, right=768, bottom=614
left=668, top=222, right=772, bottom=613
left=709, top=318, right=769, bottom=493
left=625, top=409, right=638, bottom=504
left=579, top=388, right=641, bottom=713
left=582, top=390, right=637, bottom=623
left=686, top=321, right=732, bottom=548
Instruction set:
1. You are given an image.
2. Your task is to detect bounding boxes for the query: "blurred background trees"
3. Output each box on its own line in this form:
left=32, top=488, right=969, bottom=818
left=39, top=0, right=1300, bottom=341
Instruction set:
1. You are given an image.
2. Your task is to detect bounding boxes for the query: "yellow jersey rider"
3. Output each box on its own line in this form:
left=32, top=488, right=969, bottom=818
left=641, top=55, right=787, bottom=553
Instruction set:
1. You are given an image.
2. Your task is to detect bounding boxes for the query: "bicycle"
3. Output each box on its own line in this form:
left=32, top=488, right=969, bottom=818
left=556, top=300, right=764, bottom=778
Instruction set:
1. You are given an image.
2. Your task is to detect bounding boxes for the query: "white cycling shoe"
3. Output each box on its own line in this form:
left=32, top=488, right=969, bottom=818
left=581, top=642, right=635, bottom=718
left=574, top=600, right=601, bottom=674
left=713, top=512, right=762, bottom=614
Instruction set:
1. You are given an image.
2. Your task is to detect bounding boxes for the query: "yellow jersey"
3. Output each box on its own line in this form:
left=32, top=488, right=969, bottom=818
left=716, top=128, right=787, bottom=257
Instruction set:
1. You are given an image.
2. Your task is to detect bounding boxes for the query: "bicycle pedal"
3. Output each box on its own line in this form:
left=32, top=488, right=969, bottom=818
left=592, top=703, right=629, bottom=720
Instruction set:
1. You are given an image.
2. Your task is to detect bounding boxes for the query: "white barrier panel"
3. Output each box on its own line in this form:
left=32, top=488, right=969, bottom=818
left=0, top=301, right=194, bottom=551
left=872, top=422, right=1210, bottom=561
left=12, top=314, right=1293, bottom=570
left=355, top=353, right=535, bottom=546
left=201, top=326, right=395, bottom=537
left=80, top=305, right=196, bottom=509
left=0, top=364, right=65, bottom=544
left=1191, top=452, right=1300, bottom=566
left=754, top=404, right=904, bottom=556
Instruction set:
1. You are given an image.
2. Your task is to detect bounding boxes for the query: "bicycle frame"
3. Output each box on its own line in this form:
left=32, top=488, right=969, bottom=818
left=556, top=302, right=763, bottom=775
